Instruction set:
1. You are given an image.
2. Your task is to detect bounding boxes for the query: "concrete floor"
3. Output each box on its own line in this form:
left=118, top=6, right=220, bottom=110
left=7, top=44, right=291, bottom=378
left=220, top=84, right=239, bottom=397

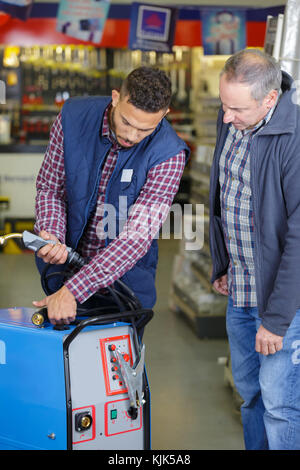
left=0, top=239, right=244, bottom=450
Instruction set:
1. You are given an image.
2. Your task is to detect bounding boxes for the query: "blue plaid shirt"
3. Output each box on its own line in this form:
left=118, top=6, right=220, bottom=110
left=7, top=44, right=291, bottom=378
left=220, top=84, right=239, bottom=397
left=219, top=105, right=278, bottom=307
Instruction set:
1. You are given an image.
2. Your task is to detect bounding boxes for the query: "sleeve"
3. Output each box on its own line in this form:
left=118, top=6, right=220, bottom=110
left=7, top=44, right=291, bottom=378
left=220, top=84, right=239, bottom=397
left=34, top=112, right=67, bottom=243
left=261, top=140, right=300, bottom=336
left=64, top=150, right=187, bottom=303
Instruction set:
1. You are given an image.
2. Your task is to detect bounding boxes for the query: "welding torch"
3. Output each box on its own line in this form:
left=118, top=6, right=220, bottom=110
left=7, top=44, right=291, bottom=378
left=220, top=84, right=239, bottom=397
left=1, top=230, right=144, bottom=328
left=0, top=231, right=87, bottom=326
left=0, top=230, right=85, bottom=267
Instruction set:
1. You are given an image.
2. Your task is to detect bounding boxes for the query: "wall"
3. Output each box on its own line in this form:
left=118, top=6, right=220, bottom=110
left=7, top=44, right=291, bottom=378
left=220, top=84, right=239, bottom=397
left=0, top=154, right=44, bottom=217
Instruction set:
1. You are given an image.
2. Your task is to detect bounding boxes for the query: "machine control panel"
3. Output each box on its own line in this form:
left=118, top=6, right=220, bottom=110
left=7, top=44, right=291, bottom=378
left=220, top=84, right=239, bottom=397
left=100, top=334, right=133, bottom=396
left=105, top=398, right=142, bottom=436
left=69, top=326, right=145, bottom=449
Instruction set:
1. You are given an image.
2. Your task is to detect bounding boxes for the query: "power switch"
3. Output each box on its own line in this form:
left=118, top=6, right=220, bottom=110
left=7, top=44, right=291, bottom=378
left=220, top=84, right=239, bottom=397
left=110, top=409, right=117, bottom=420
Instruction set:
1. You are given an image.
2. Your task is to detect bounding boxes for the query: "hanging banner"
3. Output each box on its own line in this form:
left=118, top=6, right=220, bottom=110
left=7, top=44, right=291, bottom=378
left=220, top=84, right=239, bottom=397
left=202, top=9, right=246, bottom=55
left=0, top=0, right=32, bottom=20
left=129, top=2, right=177, bottom=52
left=0, top=0, right=31, bottom=4
left=56, top=0, right=110, bottom=44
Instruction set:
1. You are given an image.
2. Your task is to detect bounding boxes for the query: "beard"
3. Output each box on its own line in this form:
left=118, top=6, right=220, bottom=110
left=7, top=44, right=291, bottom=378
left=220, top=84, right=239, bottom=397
left=109, top=107, right=135, bottom=148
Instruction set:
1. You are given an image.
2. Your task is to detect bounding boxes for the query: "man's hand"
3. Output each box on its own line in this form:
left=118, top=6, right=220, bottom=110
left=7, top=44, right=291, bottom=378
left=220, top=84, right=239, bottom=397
left=255, top=325, right=283, bottom=356
left=33, top=286, right=77, bottom=325
left=37, top=230, right=68, bottom=265
left=213, top=274, right=229, bottom=296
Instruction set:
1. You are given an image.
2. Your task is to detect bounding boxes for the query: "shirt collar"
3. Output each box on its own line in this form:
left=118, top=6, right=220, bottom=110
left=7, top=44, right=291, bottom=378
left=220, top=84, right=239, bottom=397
left=101, top=102, right=122, bottom=149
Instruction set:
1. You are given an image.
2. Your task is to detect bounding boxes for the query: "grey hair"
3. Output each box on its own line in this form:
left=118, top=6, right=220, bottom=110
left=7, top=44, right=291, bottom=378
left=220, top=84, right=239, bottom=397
left=221, top=49, right=282, bottom=102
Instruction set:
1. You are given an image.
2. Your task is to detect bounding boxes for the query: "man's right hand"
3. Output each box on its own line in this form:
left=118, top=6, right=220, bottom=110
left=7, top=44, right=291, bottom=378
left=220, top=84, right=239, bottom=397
left=37, top=230, right=68, bottom=265
left=213, top=274, right=229, bottom=296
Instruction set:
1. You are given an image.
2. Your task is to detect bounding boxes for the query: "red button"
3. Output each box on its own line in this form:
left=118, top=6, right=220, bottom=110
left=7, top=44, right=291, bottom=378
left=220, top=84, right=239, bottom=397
left=123, top=354, right=130, bottom=362
left=109, top=344, right=116, bottom=351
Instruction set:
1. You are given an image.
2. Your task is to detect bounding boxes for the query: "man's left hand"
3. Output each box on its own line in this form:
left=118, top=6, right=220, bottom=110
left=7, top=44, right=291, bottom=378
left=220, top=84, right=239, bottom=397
left=33, top=286, right=77, bottom=325
left=255, top=325, right=283, bottom=356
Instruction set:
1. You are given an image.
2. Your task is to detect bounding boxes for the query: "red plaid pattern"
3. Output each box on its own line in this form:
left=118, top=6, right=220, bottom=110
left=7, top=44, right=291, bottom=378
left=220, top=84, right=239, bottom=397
left=35, top=105, right=186, bottom=303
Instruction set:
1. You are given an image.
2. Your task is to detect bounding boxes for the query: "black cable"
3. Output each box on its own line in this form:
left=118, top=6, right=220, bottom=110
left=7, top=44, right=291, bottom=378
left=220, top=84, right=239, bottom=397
left=106, top=285, right=127, bottom=312
left=41, top=262, right=141, bottom=315
left=76, top=305, right=119, bottom=316
left=39, top=258, right=151, bottom=344
left=115, top=279, right=142, bottom=309
left=41, top=267, right=66, bottom=295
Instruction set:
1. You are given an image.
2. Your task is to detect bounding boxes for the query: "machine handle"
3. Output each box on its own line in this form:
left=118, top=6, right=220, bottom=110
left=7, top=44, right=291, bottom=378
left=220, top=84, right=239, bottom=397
left=32, top=306, right=154, bottom=330
left=63, top=308, right=154, bottom=348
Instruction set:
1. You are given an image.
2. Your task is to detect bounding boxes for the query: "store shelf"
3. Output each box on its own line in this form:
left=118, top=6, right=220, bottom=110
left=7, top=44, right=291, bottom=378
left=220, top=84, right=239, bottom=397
left=190, top=251, right=213, bottom=292
left=170, top=50, right=228, bottom=340
left=0, top=143, right=46, bottom=153
left=21, top=104, right=60, bottom=112
left=171, top=281, right=227, bottom=339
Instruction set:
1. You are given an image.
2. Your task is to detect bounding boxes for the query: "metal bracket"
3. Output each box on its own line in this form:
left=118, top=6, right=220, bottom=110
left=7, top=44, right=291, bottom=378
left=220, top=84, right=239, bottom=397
left=113, top=344, right=146, bottom=413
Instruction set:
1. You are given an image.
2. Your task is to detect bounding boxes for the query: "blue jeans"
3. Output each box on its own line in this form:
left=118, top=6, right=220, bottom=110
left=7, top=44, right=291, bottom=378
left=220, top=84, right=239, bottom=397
left=226, top=296, right=300, bottom=450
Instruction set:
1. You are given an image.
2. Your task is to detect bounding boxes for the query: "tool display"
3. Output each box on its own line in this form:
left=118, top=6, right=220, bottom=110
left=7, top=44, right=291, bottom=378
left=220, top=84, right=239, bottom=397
left=0, top=231, right=153, bottom=450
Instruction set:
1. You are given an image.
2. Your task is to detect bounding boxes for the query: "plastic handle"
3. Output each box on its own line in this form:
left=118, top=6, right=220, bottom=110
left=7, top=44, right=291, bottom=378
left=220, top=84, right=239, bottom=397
left=22, top=230, right=86, bottom=268
left=22, top=230, right=63, bottom=252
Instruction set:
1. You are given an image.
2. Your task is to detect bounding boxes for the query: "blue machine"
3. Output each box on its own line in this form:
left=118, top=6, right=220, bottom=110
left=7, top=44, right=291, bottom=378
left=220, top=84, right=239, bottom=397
left=0, top=230, right=153, bottom=450
left=0, top=306, right=152, bottom=450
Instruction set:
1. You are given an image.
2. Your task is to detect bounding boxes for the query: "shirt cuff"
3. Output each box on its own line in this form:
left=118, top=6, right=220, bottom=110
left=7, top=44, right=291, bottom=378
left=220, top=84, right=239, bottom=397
left=64, top=264, right=105, bottom=303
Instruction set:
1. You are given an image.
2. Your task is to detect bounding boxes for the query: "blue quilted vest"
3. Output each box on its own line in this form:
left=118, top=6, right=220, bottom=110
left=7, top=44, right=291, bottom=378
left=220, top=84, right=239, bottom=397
left=37, top=96, right=189, bottom=308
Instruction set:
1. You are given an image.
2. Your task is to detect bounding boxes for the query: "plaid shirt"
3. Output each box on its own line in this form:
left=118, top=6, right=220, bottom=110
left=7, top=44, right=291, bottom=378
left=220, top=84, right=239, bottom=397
left=35, top=105, right=186, bottom=303
left=219, top=105, right=277, bottom=307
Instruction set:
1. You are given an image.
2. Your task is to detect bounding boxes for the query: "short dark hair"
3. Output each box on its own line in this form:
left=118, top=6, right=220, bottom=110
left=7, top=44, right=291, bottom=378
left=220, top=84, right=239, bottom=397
left=120, top=66, right=172, bottom=113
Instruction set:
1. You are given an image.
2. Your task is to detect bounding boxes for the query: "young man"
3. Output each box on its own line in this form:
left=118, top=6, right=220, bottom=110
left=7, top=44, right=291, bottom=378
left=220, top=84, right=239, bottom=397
left=209, top=48, right=300, bottom=450
left=33, top=67, right=189, bottom=325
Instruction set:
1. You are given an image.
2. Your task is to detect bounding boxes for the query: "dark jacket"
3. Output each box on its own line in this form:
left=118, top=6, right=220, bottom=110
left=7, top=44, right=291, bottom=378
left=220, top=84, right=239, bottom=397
left=37, top=96, right=189, bottom=308
left=209, top=72, right=300, bottom=336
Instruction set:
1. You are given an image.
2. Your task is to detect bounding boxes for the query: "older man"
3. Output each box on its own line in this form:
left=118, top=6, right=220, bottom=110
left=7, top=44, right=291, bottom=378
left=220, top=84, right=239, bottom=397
left=209, top=49, right=300, bottom=450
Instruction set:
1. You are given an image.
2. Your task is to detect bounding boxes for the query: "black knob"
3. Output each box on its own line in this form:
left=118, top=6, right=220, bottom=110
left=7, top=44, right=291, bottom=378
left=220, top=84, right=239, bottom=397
left=128, top=406, right=138, bottom=420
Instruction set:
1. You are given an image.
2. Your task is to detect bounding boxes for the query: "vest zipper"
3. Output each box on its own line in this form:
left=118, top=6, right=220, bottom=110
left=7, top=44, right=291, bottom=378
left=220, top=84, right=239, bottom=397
left=75, top=145, right=112, bottom=249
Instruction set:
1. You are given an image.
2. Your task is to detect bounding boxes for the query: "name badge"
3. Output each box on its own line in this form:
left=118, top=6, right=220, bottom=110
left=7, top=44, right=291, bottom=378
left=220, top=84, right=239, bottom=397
left=121, top=169, right=133, bottom=183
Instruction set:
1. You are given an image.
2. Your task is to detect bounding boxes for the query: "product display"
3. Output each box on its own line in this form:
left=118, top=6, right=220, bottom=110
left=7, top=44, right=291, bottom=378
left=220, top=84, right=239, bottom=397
left=0, top=45, right=192, bottom=146
left=170, top=63, right=228, bottom=339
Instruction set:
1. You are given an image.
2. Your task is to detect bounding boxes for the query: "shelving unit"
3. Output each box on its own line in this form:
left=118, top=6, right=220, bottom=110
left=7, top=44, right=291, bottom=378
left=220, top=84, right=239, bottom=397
left=0, top=45, right=193, bottom=147
left=170, top=49, right=228, bottom=339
